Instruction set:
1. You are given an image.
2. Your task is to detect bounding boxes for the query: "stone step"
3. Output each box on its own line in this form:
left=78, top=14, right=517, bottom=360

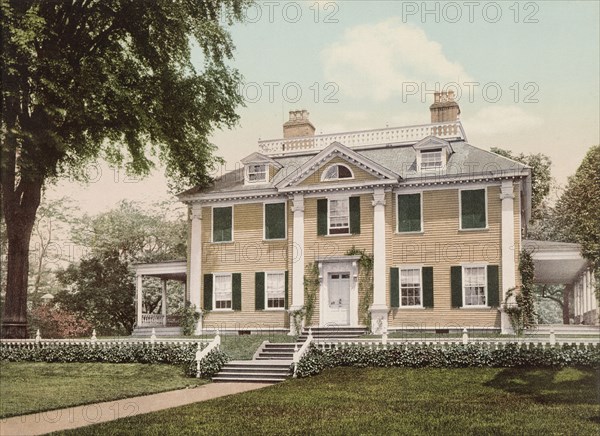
left=213, top=376, right=287, bottom=383
left=219, top=367, right=290, bottom=375
left=256, top=354, right=294, bottom=360
left=214, top=358, right=292, bottom=383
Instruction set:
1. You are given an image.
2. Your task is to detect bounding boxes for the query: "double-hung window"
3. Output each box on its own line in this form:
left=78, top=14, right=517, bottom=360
left=420, top=149, right=443, bottom=169
left=247, top=164, right=267, bottom=183
left=266, top=272, right=286, bottom=309
left=213, top=206, right=233, bottom=242
left=463, top=266, right=487, bottom=307
left=398, top=193, right=422, bottom=232
left=460, top=188, right=487, bottom=229
left=400, top=268, right=422, bottom=307
left=214, top=273, right=232, bottom=310
left=329, top=199, right=349, bottom=234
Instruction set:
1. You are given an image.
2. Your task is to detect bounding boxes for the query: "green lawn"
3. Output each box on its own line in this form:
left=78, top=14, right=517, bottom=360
left=58, top=367, right=600, bottom=435
left=0, top=362, right=207, bottom=419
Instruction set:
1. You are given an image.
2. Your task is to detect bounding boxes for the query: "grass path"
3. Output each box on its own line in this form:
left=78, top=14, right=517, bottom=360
left=58, top=367, right=600, bottom=435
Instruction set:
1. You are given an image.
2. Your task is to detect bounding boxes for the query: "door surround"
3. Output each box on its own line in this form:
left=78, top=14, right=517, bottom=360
left=317, top=256, right=361, bottom=327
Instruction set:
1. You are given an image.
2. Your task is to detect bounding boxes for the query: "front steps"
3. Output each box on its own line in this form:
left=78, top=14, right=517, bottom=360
left=297, top=327, right=367, bottom=342
left=255, top=342, right=296, bottom=360
left=213, top=360, right=292, bottom=383
left=131, top=326, right=182, bottom=337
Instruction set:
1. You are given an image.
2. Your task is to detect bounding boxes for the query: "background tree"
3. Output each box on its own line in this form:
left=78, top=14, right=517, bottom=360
left=1, top=0, right=250, bottom=337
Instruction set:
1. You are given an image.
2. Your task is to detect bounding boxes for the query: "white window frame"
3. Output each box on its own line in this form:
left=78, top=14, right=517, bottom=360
left=399, top=266, right=424, bottom=308
left=213, top=273, right=233, bottom=311
left=211, top=205, right=234, bottom=243
left=417, top=148, right=447, bottom=171
left=461, top=264, right=488, bottom=308
left=459, top=187, right=488, bottom=231
left=396, top=192, right=424, bottom=234
left=245, top=163, right=268, bottom=184
left=263, top=201, right=287, bottom=241
left=321, top=164, right=355, bottom=181
left=327, top=196, right=350, bottom=235
left=265, top=271, right=286, bottom=310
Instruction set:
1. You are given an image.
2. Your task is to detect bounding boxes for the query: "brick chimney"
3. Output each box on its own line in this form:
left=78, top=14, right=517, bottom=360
left=429, top=91, right=460, bottom=123
left=283, top=110, right=315, bottom=138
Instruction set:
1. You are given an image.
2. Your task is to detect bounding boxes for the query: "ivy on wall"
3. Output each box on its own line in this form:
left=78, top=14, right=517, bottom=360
left=504, top=249, right=537, bottom=334
left=345, top=247, right=374, bottom=329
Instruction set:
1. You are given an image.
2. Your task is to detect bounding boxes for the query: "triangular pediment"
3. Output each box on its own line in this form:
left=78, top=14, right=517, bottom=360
left=413, top=136, right=453, bottom=152
left=241, top=152, right=282, bottom=168
left=276, top=142, right=400, bottom=189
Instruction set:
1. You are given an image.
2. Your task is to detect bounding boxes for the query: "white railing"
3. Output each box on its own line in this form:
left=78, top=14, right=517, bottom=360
left=258, top=121, right=466, bottom=155
left=310, top=328, right=599, bottom=351
left=292, top=328, right=314, bottom=377
left=141, top=314, right=166, bottom=326
left=195, top=330, right=221, bottom=378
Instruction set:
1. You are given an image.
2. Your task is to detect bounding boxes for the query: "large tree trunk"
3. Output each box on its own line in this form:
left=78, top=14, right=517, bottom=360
left=563, top=284, right=573, bottom=325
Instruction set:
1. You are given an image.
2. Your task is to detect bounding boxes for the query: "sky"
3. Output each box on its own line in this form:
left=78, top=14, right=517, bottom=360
left=48, top=0, right=600, bottom=214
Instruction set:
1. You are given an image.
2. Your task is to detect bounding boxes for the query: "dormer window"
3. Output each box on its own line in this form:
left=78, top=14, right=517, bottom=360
left=246, top=164, right=267, bottom=183
left=322, top=164, right=353, bottom=181
left=420, top=149, right=443, bottom=169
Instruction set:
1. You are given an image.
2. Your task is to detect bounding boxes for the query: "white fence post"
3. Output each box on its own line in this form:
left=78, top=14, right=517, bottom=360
left=462, top=328, right=469, bottom=345
left=35, top=330, right=41, bottom=343
left=549, top=328, right=556, bottom=346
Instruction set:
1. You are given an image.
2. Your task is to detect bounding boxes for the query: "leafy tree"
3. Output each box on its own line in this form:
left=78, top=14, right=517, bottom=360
left=56, top=250, right=135, bottom=335
left=1, top=0, right=249, bottom=337
left=491, top=147, right=552, bottom=221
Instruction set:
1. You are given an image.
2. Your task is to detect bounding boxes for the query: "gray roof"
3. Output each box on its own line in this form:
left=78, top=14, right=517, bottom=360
left=179, top=140, right=529, bottom=198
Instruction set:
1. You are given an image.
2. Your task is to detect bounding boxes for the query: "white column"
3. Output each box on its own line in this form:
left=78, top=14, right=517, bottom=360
left=189, top=205, right=203, bottom=334
left=289, top=194, right=305, bottom=335
left=136, top=274, right=143, bottom=327
left=500, top=180, right=516, bottom=334
left=161, top=279, right=167, bottom=326
left=370, top=188, right=388, bottom=334
left=584, top=271, right=589, bottom=319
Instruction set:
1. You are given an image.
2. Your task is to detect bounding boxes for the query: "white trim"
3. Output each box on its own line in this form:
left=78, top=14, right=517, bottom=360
left=211, top=205, right=234, bottom=243
left=326, top=196, right=351, bottom=236
left=394, top=181, right=501, bottom=194
left=417, top=148, right=447, bottom=172
left=264, top=270, right=287, bottom=311
left=280, top=179, right=396, bottom=194
left=459, top=186, right=488, bottom=230
left=461, top=264, right=490, bottom=308
left=244, top=163, right=269, bottom=185
left=319, top=260, right=359, bottom=327
left=398, top=265, right=424, bottom=308
left=263, top=201, right=287, bottom=241
left=396, top=192, right=423, bottom=234
left=213, top=272, right=233, bottom=311
left=320, top=163, right=355, bottom=182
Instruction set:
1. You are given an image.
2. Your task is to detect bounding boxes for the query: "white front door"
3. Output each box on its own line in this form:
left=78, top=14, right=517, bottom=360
left=326, top=272, right=351, bottom=326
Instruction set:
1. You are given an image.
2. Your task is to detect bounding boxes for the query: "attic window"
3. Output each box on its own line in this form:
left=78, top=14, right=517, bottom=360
left=322, top=164, right=353, bottom=181
left=420, top=149, right=443, bottom=169
left=246, top=164, right=267, bottom=183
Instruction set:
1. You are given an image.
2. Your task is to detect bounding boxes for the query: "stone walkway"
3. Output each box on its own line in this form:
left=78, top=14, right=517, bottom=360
left=0, top=382, right=273, bottom=436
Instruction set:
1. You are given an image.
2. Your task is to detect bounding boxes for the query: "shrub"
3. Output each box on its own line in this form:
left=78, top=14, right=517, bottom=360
left=188, top=349, right=230, bottom=378
left=29, top=305, right=93, bottom=338
left=295, top=343, right=600, bottom=378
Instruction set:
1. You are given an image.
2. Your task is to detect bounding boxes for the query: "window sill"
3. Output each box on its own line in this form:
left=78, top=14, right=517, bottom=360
left=458, top=227, right=489, bottom=232
left=211, top=240, right=235, bottom=244
left=212, top=309, right=235, bottom=313
left=324, top=232, right=355, bottom=237
left=264, top=308, right=287, bottom=312
left=459, top=306, right=492, bottom=310
left=395, top=231, right=424, bottom=235
left=263, top=238, right=287, bottom=242
left=397, top=306, right=427, bottom=310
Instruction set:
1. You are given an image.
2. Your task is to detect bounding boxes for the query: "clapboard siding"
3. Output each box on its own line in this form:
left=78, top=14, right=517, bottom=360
left=387, top=185, right=510, bottom=328
left=298, top=156, right=380, bottom=186
left=200, top=201, right=292, bottom=329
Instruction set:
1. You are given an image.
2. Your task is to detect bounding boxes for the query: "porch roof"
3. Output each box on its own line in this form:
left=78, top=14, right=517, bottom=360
left=132, top=260, right=187, bottom=282
left=522, top=240, right=589, bottom=285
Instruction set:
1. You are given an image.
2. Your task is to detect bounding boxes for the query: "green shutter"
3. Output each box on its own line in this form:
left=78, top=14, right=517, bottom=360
left=203, top=274, right=213, bottom=311
left=451, top=266, right=463, bottom=308
left=213, top=206, right=233, bottom=242
left=461, top=189, right=486, bottom=229
left=422, top=267, right=434, bottom=308
left=255, top=272, right=265, bottom=310
left=349, top=196, right=361, bottom=234
left=317, top=199, right=328, bottom=236
left=232, top=273, right=242, bottom=311
left=284, top=271, right=289, bottom=309
left=390, top=267, right=399, bottom=308
left=487, top=265, right=500, bottom=307
left=265, top=203, right=286, bottom=239
left=398, top=194, right=421, bottom=232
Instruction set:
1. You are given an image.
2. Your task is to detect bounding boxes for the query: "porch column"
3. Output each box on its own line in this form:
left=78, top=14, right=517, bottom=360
left=370, top=188, right=388, bottom=334
left=289, top=194, right=305, bottom=335
left=161, top=279, right=167, bottom=326
left=189, top=204, right=203, bottom=334
left=500, top=180, right=516, bottom=334
left=136, top=274, right=143, bottom=326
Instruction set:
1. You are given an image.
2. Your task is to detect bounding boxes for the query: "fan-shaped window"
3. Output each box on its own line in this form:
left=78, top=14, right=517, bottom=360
left=322, top=164, right=354, bottom=181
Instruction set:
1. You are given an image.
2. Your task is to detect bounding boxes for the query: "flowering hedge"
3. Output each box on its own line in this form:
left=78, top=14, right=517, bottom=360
left=0, top=342, right=230, bottom=379
left=295, top=343, right=600, bottom=378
